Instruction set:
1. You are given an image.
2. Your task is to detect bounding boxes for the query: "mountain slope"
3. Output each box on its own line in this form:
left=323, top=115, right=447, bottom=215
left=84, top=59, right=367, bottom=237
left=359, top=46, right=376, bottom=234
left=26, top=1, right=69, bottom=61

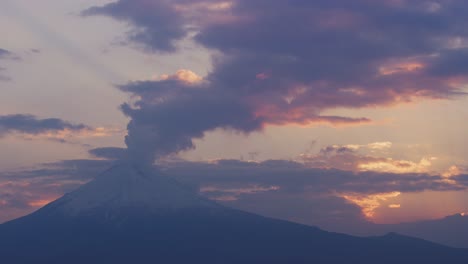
left=376, top=213, right=468, bottom=248
left=318, top=213, right=468, bottom=249
left=42, top=163, right=220, bottom=216
left=1, top=163, right=467, bottom=263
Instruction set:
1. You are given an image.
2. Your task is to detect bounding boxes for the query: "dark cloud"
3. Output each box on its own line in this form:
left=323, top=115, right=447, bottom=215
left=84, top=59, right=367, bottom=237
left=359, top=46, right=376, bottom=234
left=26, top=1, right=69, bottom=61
left=0, top=48, right=20, bottom=61
left=320, top=145, right=356, bottom=156
left=0, top=49, right=11, bottom=58
left=0, top=192, right=32, bottom=210
left=82, top=0, right=187, bottom=52
left=0, top=114, right=89, bottom=137
left=220, top=189, right=367, bottom=231
left=83, top=0, right=468, bottom=164
left=88, top=147, right=127, bottom=160
left=165, top=159, right=468, bottom=229
left=164, top=159, right=465, bottom=195
left=427, top=48, right=468, bottom=77
left=119, top=78, right=264, bottom=163
left=457, top=174, right=468, bottom=185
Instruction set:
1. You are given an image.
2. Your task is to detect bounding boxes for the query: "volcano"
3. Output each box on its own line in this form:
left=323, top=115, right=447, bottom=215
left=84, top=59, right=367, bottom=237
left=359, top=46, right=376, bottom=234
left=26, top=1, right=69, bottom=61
left=1, top=163, right=467, bottom=263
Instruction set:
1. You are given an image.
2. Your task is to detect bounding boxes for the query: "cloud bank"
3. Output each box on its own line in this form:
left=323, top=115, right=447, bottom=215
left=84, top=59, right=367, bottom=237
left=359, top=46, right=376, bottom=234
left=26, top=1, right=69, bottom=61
left=300, top=142, right=435, bottom=174
left=2, top=158, right=467, bottom=225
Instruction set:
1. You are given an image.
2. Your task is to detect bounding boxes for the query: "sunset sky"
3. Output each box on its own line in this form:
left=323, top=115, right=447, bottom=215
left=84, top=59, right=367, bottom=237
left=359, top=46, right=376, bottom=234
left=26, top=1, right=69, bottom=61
left=1, top=0, right=468, bottom=229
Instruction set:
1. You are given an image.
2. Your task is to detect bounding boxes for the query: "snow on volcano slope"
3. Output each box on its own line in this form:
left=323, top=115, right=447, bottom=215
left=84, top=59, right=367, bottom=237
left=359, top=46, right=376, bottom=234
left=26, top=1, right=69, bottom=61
left=42, top=162, right=220, bottom=216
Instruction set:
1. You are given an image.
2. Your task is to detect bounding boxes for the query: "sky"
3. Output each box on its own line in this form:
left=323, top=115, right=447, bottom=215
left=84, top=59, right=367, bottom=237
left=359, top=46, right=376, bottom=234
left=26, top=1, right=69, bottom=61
left=1, top=0, right=468, bottom=230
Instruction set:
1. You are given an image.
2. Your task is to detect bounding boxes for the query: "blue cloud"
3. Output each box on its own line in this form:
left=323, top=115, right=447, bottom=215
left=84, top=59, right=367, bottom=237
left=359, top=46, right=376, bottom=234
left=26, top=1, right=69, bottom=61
left=0, top=114, right=89, bottom=136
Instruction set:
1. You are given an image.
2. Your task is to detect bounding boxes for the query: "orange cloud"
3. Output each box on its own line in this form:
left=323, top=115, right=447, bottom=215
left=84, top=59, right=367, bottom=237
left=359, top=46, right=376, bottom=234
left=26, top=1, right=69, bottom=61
left=379, top=62, right=425, bottom=76
left=158, top=69, right=203, bottom=85
left=174, top=1, right=233, bottom=12
left=342, top=192, right=401, bottom=219
left=367, top=142, right=393, bottom=150
left=358, top=158, right=432, bottom=174
left=301, top=142, right=438, bottom=174
left=443, top=165, right=463, bottom=178
left=254, top=105, right=372, bottom=127
left=19, top=127, right=122, bottom=141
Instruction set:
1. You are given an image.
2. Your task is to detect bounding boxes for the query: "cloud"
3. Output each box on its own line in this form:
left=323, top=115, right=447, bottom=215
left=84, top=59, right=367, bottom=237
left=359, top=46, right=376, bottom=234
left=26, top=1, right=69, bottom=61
left=163, top=159, right=468, bottom=225
left=427, top=48, right=468, bottom=77
left=82, top=0, right=468, bottom=164
left=0, top=114, right=120, bottom=143
left=82, top=0, right=188, bottom=52
left=119, top=71, right=372, bottom=164
left=88, top=147, right=127, bottom=160
left=357, top=157, right=433, bottom=174
left=342, top=192, right=401, bottom=219
left=216, top=187, right=367, bottom=229
left=367, top=142, right=393, bottom=150
left=164, top=159, right=465, bottom=195
left=0, top=49, right=20, bottom=62
left=157, top=69, right=204, bottom=84
left=443, top=165, right=468, bottom=178
left=0, top=114, right=88, bottom=135
left=119, top=77, right=264, bottom=163
left=0, top=48, right=17, bottom=81
left=0, top=49, right=14, bottom=59
left=300, top=143, right=436, bottom=174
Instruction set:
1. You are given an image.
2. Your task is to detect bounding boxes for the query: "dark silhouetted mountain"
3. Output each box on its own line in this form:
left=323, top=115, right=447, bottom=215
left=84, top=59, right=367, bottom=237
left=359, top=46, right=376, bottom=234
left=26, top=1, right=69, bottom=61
left=371, top=213, right=468, bottom=248
left=318, top=213, right=468, bottom=249
left=1, top=163, right=467, bottom=263
left=323, top=213, right=468, bottom=249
